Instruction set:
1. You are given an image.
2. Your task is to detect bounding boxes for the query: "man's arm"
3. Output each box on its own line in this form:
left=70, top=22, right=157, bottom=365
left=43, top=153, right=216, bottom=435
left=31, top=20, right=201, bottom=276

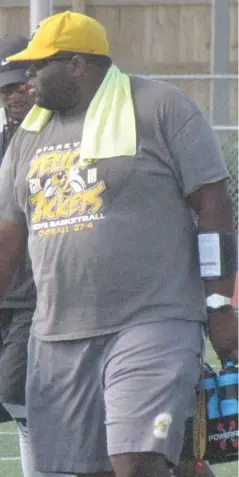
left=0, top=220, right=25, bottom=299
left=188, top=180, right=238, bottom=362
left=163, top=89, right=238, bottom=362
left=188, top=179, right=236, bottom=297
left=0, top=134, right=27, bottom=299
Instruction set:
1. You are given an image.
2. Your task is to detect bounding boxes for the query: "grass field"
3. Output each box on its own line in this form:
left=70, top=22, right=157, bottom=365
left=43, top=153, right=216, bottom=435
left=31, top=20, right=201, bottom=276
left=0, top=342, right=238, bottom=477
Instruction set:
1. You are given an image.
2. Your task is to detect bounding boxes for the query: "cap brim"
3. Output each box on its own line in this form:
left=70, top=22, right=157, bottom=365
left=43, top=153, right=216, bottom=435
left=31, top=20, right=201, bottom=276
left=0, top=69, right=27, bottom=88
left=7, top=45, right=59, bottom=62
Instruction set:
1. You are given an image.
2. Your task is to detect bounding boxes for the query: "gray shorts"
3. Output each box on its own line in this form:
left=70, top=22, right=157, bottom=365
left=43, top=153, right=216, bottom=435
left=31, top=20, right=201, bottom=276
left=26, top=320, right=203, bottom=474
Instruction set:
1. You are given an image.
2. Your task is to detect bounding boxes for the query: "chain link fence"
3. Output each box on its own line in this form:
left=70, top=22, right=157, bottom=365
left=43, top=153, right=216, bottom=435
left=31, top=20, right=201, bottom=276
left=145, top=74, right=238, bottom=231
left=221, top=132, right=238, bottom=232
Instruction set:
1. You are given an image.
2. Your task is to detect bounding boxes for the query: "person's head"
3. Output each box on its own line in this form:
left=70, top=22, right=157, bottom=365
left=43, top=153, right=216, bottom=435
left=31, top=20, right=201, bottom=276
left=0, top=35, right=32, bottom=120
left=7, top=12, right=112, bottom=112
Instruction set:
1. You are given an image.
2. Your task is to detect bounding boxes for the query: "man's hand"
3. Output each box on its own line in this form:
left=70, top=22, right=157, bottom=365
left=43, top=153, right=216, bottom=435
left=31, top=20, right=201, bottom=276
left=208, top=306, right=238, bottom=362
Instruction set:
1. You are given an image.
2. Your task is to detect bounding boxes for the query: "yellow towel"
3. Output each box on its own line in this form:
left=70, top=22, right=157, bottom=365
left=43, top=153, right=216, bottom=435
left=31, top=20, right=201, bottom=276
left=21, top=65, right=136, bottom=159
left=21, top=105, right=52, bottom=133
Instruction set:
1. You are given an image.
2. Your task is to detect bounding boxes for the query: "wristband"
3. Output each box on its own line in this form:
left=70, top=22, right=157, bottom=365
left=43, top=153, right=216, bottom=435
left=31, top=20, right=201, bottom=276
left=198, top=231, right=237, bottom=279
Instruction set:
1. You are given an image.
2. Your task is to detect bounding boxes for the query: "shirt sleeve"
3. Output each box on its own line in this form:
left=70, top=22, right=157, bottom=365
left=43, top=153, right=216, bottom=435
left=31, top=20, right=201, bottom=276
left=161, top=88, right=229, bottom=196
left=0, top=139, right=26, bottom=225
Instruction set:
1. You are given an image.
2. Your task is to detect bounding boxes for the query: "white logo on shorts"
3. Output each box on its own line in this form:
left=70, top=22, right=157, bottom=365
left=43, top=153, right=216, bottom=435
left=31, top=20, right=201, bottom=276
left=153, top=413, right=172, bottom=439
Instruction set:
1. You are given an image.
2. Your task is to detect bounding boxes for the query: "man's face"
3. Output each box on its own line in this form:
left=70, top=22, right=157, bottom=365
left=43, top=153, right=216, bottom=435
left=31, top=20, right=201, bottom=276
left=28, top=58, right=82, bottom=111
left=0, top=82, right=32, bottom=120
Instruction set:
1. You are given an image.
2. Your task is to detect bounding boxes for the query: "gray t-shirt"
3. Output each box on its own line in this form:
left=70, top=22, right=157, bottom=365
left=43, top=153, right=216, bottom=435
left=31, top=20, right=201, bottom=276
left=0, top=77, right=229, bottom=340
left=0, top=108, right=36, bottom=310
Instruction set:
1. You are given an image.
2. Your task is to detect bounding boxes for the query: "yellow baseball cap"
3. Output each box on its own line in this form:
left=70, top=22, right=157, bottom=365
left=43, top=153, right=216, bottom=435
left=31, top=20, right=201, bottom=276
left=7, top=11, right=109, bottom=62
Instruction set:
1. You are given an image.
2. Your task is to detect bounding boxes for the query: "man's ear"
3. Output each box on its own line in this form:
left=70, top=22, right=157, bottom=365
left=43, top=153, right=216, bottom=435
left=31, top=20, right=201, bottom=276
left=70, top=55, right=86, bottom=76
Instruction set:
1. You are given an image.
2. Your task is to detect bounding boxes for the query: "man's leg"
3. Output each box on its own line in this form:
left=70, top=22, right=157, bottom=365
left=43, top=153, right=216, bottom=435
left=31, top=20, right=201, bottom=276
left=103, top=320, right=203, bottom=477
left=3, top=402, right=72, bottom=477
left=0, top=310, right=14, bottom=424
left=110, top=453, right=171, bottom=477
left=26, top=335, right=114, bottom=476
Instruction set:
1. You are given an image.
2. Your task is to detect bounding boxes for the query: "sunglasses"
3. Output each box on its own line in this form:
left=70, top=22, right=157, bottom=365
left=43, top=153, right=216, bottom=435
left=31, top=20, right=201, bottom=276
left=29, top=53, right=75, bottom=73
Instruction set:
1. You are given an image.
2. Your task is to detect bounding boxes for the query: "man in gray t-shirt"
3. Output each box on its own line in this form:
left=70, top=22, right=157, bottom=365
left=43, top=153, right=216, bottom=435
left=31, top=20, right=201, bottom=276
left=0, top=34, right=39, bottom=477
left=0, top=36, right=35, bottom=405
left=0, top=11, right=237, bottom=477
